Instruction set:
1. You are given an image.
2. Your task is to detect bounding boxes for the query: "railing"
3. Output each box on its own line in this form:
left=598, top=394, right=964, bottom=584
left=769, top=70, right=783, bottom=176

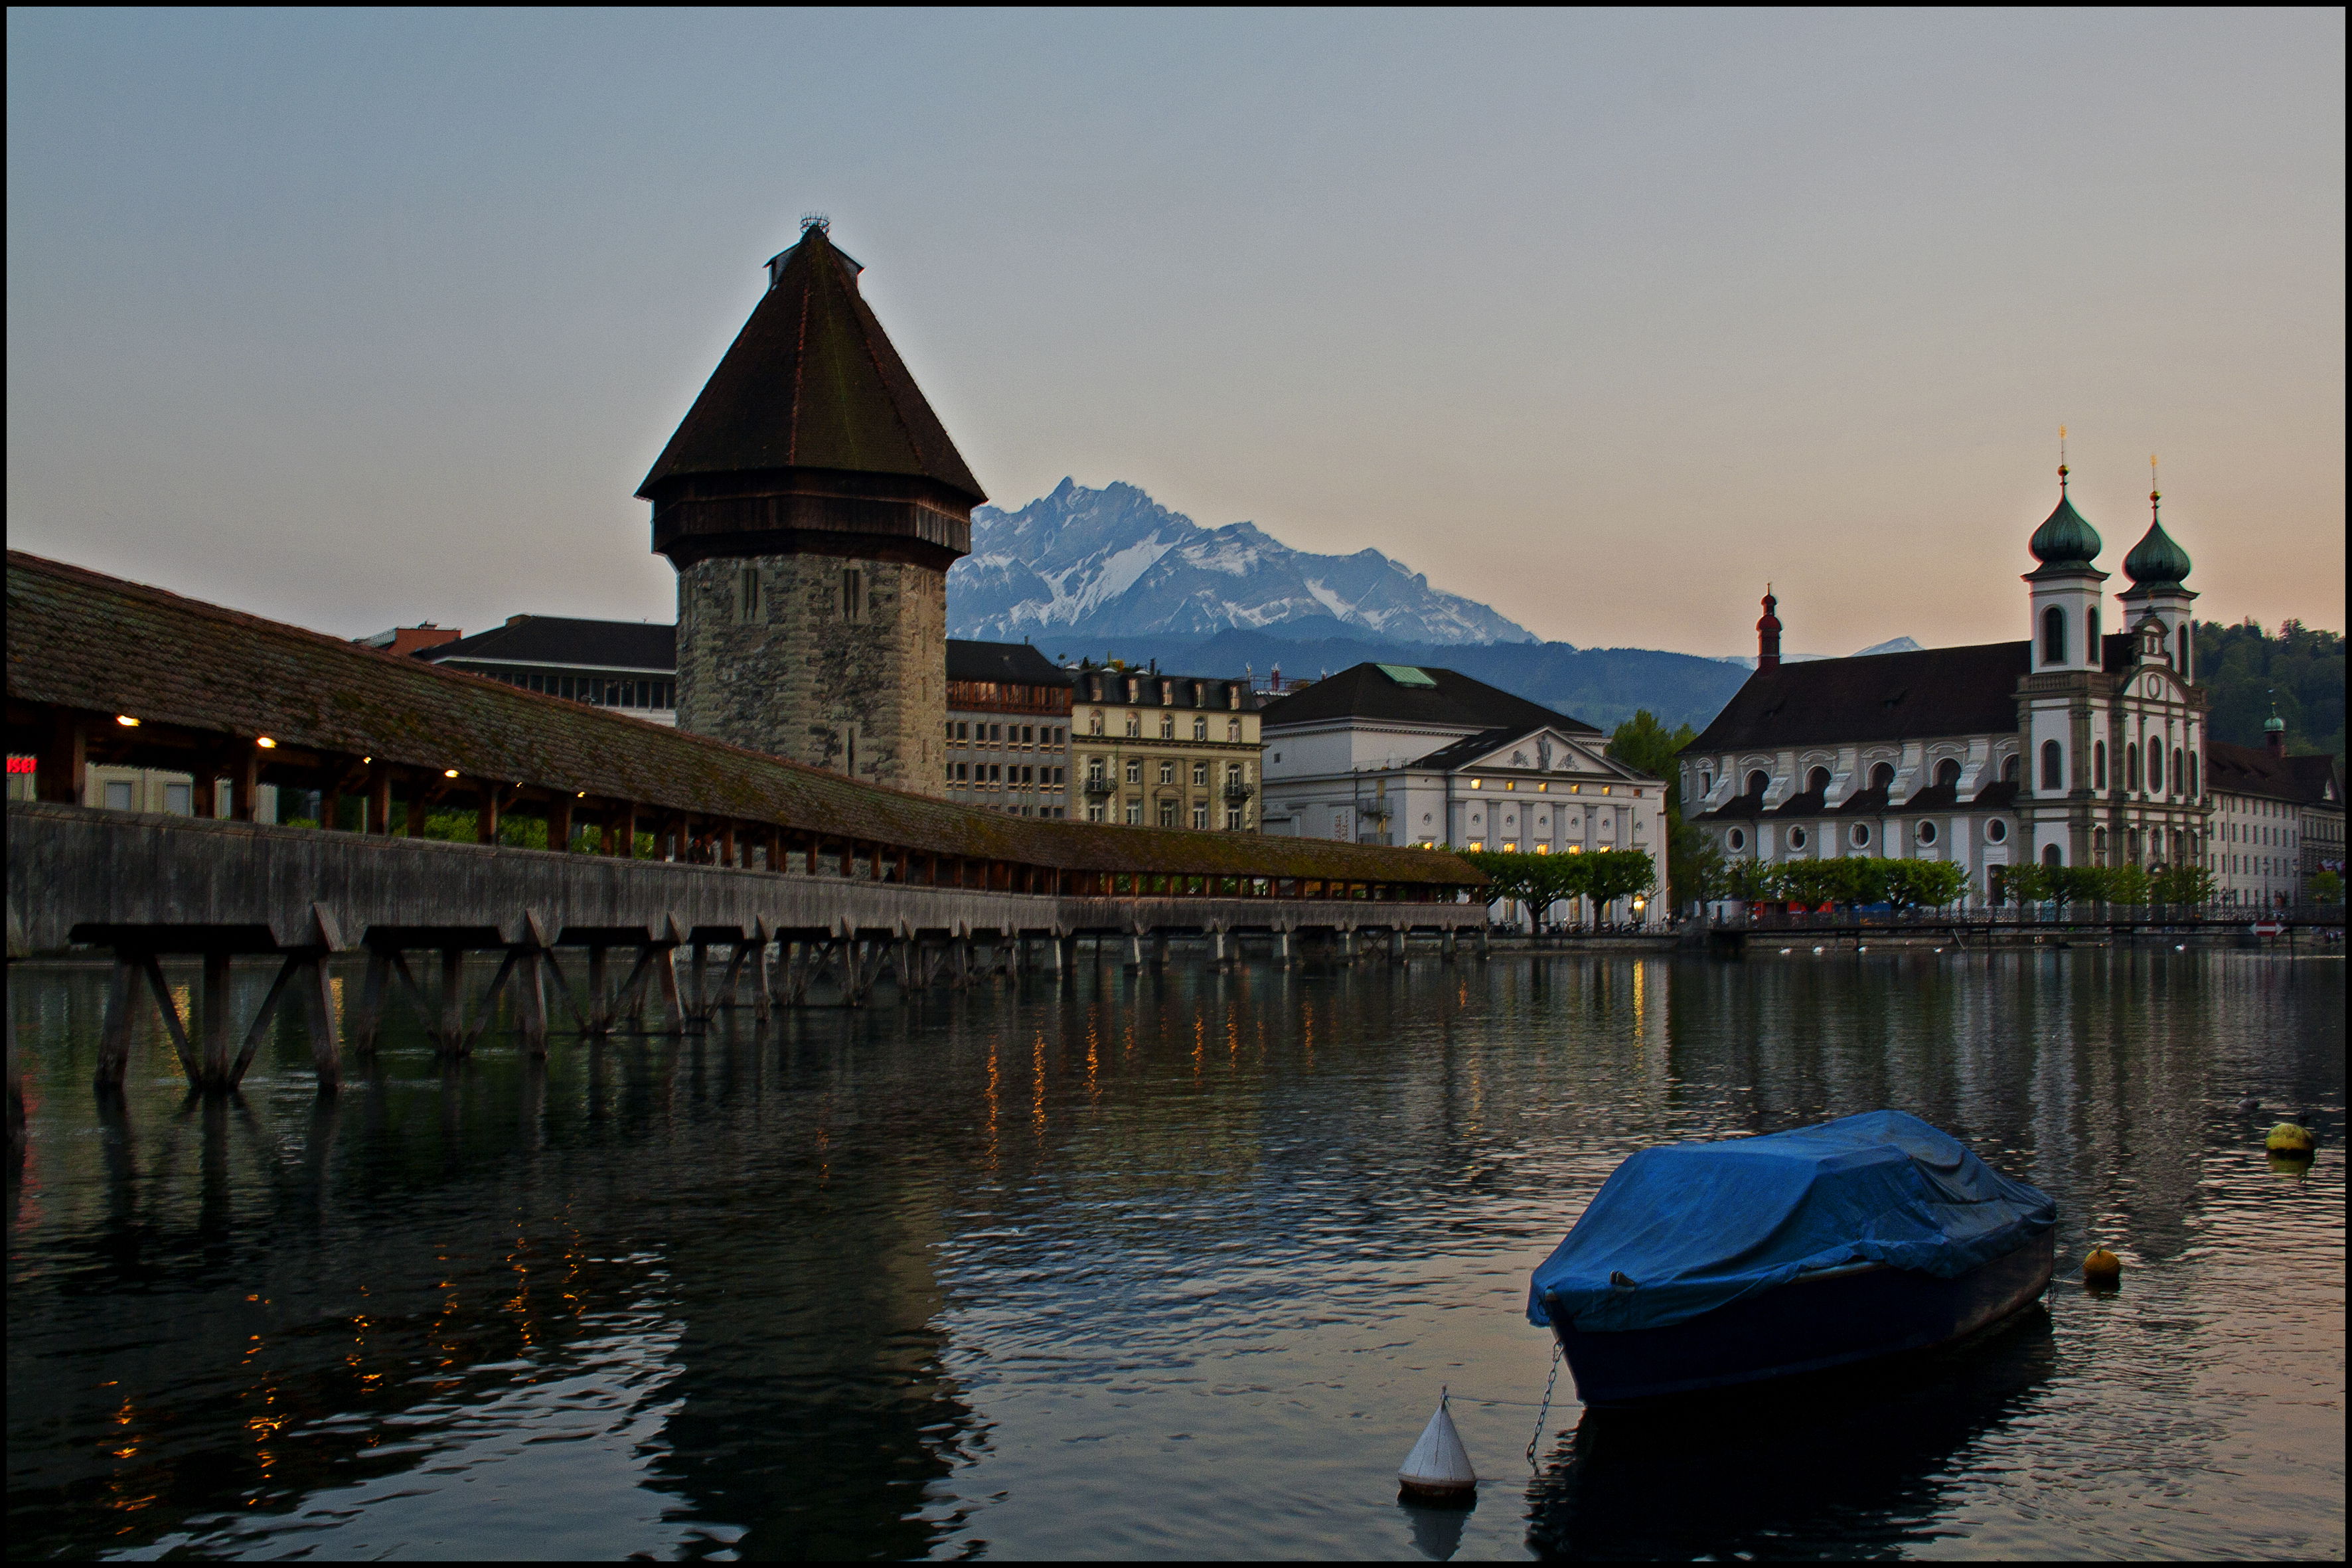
left=1727, top=901, right=2346, bottom=931
left=1223, top=779, right=1257, bottom=803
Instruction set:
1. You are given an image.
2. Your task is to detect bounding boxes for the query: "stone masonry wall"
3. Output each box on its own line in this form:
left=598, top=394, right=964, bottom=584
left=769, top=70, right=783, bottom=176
left=676, top=552, right=947, bottom=796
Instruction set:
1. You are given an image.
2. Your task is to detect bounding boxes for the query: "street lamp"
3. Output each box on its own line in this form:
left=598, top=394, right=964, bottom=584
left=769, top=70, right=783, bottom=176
left=1632, top=896, right=1647, bottom=927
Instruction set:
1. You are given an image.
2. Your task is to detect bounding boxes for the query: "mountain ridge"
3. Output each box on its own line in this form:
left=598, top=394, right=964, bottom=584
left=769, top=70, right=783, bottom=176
left=949, top=479, right=1536, bottom=646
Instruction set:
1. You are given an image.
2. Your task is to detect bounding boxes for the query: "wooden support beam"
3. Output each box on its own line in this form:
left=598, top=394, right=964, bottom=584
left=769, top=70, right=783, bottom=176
left=94, top=955, right=140, bottom=1091
left=407, top=777, right=434, bottom=838
left=615, top=803, right=637, bottom=857
left=435, top=947, right=465, bottom=1051
left=475, top=781, right=501, bottom=845
left=351, top=949, right=392, bottom=1052
left=302, top=954, right=342, bottom=1089
left=228, top=953, right=305, bottom=1086
left=548, top=794, right=574, bottom=854
left=137, top=955, right=201, bottom=1084
left=367, top=768, right=392, bottom=834
left=229, top=745, right=260, bottom=823
left=35, top=710, right=88, bottom=805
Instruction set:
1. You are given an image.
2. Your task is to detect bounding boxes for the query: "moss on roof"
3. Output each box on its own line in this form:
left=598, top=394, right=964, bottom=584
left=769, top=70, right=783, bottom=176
left=7, top=551, right=1481, bottom=887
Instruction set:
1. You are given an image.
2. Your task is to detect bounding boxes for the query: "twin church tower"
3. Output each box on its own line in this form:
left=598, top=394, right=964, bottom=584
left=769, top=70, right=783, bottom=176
left=639, top=219, right=981, bottom=796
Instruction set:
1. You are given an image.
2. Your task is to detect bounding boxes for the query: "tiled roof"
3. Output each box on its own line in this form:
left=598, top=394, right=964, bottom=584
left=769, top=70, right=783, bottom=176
left=419, top=616, right=676, bottom=671
left=947, top=640, right=1072, bottom=687
left=1260, top=663, right=1599, bottom=735
left=1407, top=724, right=1642, bottom=778
left=6, top=551, right=1478, bottom=887
left=2208, top=741, right=2344, bottom=809
left=637, top=225, right=984, bottom=504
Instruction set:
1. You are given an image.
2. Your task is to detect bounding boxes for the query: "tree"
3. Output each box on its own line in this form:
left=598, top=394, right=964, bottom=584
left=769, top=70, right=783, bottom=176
left=1608, top=710, right=1701, bottom=909
left=2150, top=862, right=2216, bottom=907
left=1585, top=850, right=1658, bottom=921
left=1721, top=858, right=1780, bottom=902
left=1777, top=859, right=1848, bottom=907
left=2102, top=863, right=2150, bottom=908
left=1885, top=858, right=1970, bottom=912
left=2310, top=870, right=2344, bottom=904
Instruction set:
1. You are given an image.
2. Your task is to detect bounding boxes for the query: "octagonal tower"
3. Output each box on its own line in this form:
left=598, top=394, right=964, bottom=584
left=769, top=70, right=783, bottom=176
left=639, top=219, right=983, bottom=793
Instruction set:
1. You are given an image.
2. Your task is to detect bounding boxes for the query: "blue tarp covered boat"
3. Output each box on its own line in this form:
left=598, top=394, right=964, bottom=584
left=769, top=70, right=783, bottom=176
left=1528, top=1111, right=2057, bottom=1405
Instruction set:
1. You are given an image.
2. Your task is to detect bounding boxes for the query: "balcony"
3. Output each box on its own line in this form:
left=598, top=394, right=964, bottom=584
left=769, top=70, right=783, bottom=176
left=1083, top=775, right=1115, bottom=799
left=1222, top=777, right=1257, bottom=803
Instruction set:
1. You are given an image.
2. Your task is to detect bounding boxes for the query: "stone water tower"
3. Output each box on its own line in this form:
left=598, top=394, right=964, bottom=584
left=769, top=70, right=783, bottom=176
left=640, top=218, right=983, bottom=793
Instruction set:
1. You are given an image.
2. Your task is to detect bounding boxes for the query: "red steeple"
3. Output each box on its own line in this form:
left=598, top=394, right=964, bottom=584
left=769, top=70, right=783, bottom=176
left=1757, top=586, right=1782, bottom=671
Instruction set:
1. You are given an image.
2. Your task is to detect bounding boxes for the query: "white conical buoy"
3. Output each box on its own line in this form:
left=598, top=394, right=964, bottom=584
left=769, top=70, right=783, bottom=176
left=1398, top=1389, right=1477, bottom=1503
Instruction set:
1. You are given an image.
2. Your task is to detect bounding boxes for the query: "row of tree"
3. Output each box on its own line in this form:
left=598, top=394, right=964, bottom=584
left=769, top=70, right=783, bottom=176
left=1989, top=861, right=2217, bottom=909
left=1456, top=848, right=1658, bottom=925
left=1709, top=855, right=1972, bottom=911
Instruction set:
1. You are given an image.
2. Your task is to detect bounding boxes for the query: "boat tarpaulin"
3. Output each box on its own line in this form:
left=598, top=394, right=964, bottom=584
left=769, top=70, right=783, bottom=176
left=1526, top=1111, right=2056, bottom=1334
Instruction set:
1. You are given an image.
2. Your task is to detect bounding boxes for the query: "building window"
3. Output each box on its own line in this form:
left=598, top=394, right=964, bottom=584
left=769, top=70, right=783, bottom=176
left=2187, top=753, right=2198, bottom=797
left=1226, top=808, right=1243, bottom=830
left=1089, top=714, right=1104, bottom=736
left=1727, top=828, right=1747, bottom=852
left=841, top=568, right=864, bottom=623
left=1192, top=717, right=1208, bottom=740
left=1125, top=759, right=1142, bottom=784
left=1125, top=713, right=1140, bottom=738
left=1788, top=826, right=1808, bottom=850
left=1160, top=716, right=1175, bottom=739
left=1807, top=766, right=1832, bottom=794
left=2088, top=605, right=2101, bottom=647
left=2094, top=741, right=2106, bottom=790
left=1851, top=824, right=1871, bottom=848
left=105, top=780, right=135, bottom=811
left=1936, top=759, right=1962, bottom=788
left=2043, top=843, right=2063, bottom=868
left=1125, top=801, right=1142, bottom=824
left=2127, top=742, right=2141, bottom=791
left=1193, top=803, right=1209, bottom=829
left=1087, top=803, right=1105, bottom=822
left=1087, top=759, right=1105, bottom=786
left=1871, top=762, right=1896, bottom=791
left=1917, top=821, right=1939, bottom=846
left=164, top=782, right=193, bottom=815
left=1158, top=761, right=1175, bottom=784
left=1160, top=800, right=1179, bottom=827
left=1227, top=719, right=1241, bottom=742
left=2148, top=745, right=2163, bottom=793
left=738, top=567, right=761, bottom=624
left=2171, top=748, right=2184, bottom=797
left=2041, top=740, right=2063, bottom=792
left=1333, top=813, right=1351, bottom=840
left=1747, top=770, right=1770, bottom=797
left=1192, top=761, right=1209, bottom=787
left=2041, top=605, right=2067, bottom=665
left=1988, top=819, right=2009, bottom=843
left=1701, top=771, right=1713, bottom=795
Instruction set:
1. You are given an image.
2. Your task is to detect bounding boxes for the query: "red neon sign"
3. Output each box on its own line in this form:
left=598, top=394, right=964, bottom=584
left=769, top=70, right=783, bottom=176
left=6, top=756, right=36, bottom=775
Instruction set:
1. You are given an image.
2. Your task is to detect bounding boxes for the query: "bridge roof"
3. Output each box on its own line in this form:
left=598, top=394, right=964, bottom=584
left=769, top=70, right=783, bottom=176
left=7, top=551, right=1480, bottom=887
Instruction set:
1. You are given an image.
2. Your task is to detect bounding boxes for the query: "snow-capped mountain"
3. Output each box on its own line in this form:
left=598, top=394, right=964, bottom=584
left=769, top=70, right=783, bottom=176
left=948, top=479, right=1535, bottom=647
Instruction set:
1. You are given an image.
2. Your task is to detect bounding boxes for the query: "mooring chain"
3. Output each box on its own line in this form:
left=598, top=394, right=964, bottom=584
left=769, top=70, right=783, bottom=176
left=1525, top=1341, right=1562, bottom=1468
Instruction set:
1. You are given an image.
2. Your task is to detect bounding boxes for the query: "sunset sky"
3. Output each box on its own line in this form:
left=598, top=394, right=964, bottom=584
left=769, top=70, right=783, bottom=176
left=8, top=9, right=2342, bottom=657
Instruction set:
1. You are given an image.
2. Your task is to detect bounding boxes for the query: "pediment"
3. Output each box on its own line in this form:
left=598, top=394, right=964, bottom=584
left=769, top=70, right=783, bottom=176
left=1472, top=729, right=1614, bottom=775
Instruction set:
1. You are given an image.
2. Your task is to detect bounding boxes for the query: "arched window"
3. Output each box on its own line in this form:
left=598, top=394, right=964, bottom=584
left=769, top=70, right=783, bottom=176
left=2177, top=625, right=2190, bottom=676
left=2127, top=742, right=2140, bottom=791
left=2042, top=843, right=2063, bottom=868
left=1870, top=762, right=1896, bottom=791
left=1746, top=770, right=1769, bottom=797
left=2041, top=605, right=2067, bottom=665
left=2171, top=748, right=2183, bottom=796
left=2187, top=753, right=2198, bottom=797
left=1935, top=759, right=1962, bottom=788
left=2002, top=753, right=2020, bottom=782
left=2041, top=740, right=2064, bottom=791
left=1701, top=771, right=1713, bottom=795
left=2094, top=741, right=2107, bottom=790
left=2088, top=605, right=2102, bottom=647
left=1806, top=766, right=1831, bottom=794
left=2148, top=745, right=2162, bottom=793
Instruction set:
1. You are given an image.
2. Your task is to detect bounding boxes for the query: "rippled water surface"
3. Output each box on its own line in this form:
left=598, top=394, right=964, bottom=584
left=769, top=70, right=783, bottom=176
left=7, top=949, right=2343, bottom=1560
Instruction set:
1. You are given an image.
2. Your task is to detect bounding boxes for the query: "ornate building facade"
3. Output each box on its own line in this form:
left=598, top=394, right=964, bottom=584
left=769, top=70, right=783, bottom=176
left=1682, top=470, right=2214, bottom=900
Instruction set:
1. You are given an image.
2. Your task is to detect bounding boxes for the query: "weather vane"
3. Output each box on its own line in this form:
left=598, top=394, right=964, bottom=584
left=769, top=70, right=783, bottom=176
left=801, top=212, right=830, bottom=234
left=2058, top=424, right=2068, bottom=487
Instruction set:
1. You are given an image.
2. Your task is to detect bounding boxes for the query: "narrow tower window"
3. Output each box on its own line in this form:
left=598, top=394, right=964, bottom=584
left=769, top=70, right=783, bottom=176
left=2087, top=605, right=2101, bottom=649
left=2127, top=742, right=2140, bottom=791
left=738, top=567, right=762, bottom=624
left=841, top=568, right=865, bottom=623
left=2094, top=741, right=2106, bottom=790
left=2041, top=740, right=2063, bottom=792
left=2041, top=605, right=2067, bottom=666
left=2147, top=745, right=2161, bottom=793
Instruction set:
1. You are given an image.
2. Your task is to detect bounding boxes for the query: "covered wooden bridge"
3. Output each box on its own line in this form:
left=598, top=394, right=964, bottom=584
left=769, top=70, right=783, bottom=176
left=7, top=551, right=1489, bottom=1099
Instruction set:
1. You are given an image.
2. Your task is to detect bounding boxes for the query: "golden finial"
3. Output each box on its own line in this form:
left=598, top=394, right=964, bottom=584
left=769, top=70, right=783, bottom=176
left=2057, top=424, right=2069, bottom=487
left=2150, top=452, right=2159, bottom=505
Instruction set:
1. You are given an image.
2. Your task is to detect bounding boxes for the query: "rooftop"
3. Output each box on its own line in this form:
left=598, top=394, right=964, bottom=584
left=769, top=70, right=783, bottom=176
left=1259, top=662, right=1598, bottom=736
left=418, top=616, right=676, bottom=672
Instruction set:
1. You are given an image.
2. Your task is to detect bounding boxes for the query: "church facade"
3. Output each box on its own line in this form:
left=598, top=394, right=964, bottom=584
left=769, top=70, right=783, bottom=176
left=1680, top=471, right=2213, bottom=903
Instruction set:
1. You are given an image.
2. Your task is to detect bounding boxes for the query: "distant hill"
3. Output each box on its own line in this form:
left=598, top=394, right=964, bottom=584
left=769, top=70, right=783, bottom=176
left=949, top=479, right=1535, bottom=646
left=1026, top=627, right=1753, bottom=736
left=2197, top=618, right=2346, bottom=765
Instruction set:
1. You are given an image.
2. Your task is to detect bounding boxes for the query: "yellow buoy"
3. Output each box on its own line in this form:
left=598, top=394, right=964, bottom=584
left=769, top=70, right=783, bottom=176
left=2266, top=1123, right=2315, bottom=1154
left=2083, top=1247, right=2122, bottom=1285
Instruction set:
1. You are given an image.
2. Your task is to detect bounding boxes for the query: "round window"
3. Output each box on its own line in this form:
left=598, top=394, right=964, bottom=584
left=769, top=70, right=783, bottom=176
left=1727, top=828, right=1747, bottom=852
left=1987, top=819, right=2008, bottom=843
left=1917, top=821, right=1939, bottom=846
left=1850, top=823, right=1871, bottom=848
left=1788, top=826, right=1808, bottom=850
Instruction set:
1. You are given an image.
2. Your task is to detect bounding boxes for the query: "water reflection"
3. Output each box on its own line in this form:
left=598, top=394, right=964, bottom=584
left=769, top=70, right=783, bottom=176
left=5, top=949, right=2343, bottom=1560
left=1525, top=1311, right=2059, bottom=1559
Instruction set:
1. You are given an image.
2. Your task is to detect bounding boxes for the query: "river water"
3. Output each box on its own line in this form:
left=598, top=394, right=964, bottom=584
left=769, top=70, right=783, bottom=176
left=7, top=947, right=2343, bottom=1561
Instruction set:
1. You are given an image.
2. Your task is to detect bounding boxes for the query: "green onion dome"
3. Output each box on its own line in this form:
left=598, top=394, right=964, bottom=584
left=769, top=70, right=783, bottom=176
left=2264, top=712, right=2286, bottom=734
left=2122, top=514, right=2192, bottom=589
left=2029, top=487, right=2102, bottom=566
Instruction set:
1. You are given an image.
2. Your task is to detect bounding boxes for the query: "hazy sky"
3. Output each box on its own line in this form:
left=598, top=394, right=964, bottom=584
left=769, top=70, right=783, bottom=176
left=8, top=9, right=2342, bottom=657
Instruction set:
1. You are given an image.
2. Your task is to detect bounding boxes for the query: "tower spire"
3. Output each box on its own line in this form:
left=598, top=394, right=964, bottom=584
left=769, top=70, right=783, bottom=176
left=2059, top=424, right=2068, bottom=491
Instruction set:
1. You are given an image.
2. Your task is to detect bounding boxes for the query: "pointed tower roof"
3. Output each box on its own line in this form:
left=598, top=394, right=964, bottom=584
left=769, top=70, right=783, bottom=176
left=2122, top=488, right=2193, bottom=591
left=2027, top=483, right=2101, bottom=570
left=638, top=222, right=983, bottom=504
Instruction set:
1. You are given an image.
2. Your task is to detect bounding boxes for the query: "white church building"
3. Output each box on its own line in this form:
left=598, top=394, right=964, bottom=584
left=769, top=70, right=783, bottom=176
left=1680, top=467, right=2213, bottom=903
